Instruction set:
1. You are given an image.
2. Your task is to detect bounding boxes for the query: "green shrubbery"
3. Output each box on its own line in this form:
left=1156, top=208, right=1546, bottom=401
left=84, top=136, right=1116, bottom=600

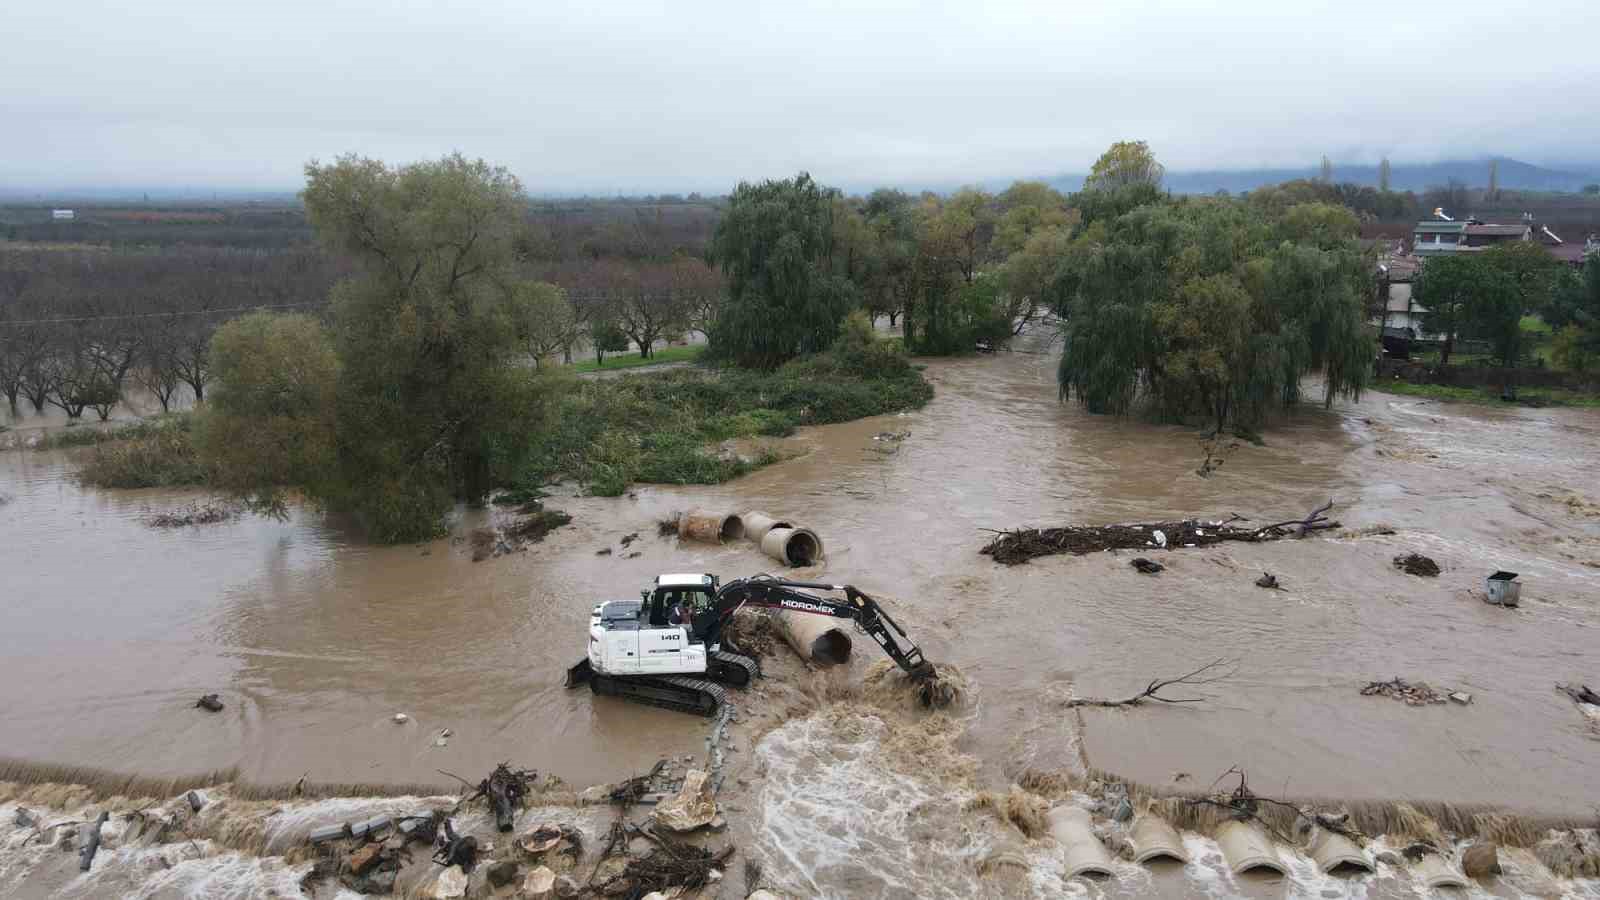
left=76, top=416, right=210, bottom=488
left=519, top=324, right=931, bottom=495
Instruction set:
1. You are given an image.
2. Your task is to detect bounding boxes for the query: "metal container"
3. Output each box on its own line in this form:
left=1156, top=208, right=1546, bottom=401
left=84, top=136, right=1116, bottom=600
left=1485, top=571, right=1520, bottom=607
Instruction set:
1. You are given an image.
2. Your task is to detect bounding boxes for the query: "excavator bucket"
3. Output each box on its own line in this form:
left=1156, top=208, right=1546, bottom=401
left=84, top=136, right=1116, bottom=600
left=565, top=657, right=594, bottom=688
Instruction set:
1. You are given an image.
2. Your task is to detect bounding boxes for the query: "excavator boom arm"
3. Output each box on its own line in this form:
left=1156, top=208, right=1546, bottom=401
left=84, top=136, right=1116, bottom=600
left=707, top=577, right=933, bottom=678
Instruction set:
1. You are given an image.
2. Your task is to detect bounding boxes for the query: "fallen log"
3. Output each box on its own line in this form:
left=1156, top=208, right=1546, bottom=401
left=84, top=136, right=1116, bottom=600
left=981, top=500, right=1339, bottom=566
left=79, top=811, right=108, bottom=872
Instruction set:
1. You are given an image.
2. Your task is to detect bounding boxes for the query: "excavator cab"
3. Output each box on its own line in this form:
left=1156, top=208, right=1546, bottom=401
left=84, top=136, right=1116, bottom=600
left=643, top=573, right=718, bottom=628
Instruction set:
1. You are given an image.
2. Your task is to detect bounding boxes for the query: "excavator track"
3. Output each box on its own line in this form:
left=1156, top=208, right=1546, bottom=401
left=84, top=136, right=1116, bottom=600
left=708, top=651, right=759, bottom=687
left=589, top=673, right=729, bottom=717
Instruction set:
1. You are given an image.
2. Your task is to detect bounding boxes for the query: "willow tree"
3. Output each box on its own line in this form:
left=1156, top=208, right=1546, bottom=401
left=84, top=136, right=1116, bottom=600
left=301, top=153, right=548, bottom=541
left=1057, top=197, right=1373, bottom=432
left=707, top=173, right=858, bottom=369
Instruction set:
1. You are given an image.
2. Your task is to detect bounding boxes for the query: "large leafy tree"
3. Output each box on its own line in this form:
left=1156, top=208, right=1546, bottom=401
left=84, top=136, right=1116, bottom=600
left=301, top=153, right=546, bottom=540
left=1055, top=186, right=1373, bottom=431
left=1083, top=140, right=1165, bottom=191
left=707, top=173, right=859, bottom=369
left=196, top=312, right=339, bottom=501
left=1414, top=253, right=1488, bottom=366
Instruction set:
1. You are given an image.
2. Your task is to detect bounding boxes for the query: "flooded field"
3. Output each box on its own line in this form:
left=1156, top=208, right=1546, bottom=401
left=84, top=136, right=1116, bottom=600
left=3, top=346, right=1599, bottom=897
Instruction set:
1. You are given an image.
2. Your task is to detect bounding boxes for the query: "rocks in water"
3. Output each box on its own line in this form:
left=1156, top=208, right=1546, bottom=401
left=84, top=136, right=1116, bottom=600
left=654, top=769, right=717, bottom=832
left=347, top=842, right=383, bottom=876
left=1130, top=557, right=1164, bottom=575
left=427, top=864, right=468, bottom=898
left=520, top=865, right=557, bottom=898
left=487, top=859, right=520, bottom=888
left=1393, top=553, right=1440, bottom=577
left=1462, top=842, right=1501, bottom=878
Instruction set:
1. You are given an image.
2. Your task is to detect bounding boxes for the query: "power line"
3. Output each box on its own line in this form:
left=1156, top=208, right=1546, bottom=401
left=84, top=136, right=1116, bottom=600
left=0, top=300, right=328, bottom=327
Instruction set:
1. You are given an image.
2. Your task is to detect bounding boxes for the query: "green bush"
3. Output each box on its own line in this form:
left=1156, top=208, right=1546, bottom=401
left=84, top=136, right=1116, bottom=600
left=76, top=417, right=210, bottom=488
left=518, top=329, right=931, bottom=495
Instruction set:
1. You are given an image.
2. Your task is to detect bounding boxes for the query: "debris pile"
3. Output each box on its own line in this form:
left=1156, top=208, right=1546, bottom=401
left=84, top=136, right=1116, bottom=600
left=1361, top=677, right=1447, bottom=705
left=465, top=763, right=536, bottom=832
left=596, top=833, right=733, bottom=898
left=982, top=501, right=1338, bottom=565
left=1393, top=553, right=1441, bottom=577
left=144, top=502, right=235, bottom=528
left=470, top=508, right=572, bottom=561
left=1130, top=558, right=1164, bottom=575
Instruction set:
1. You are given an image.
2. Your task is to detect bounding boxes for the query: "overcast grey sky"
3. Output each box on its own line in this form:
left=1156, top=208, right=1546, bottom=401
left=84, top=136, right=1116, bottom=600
left=4, top=0, right=1597, bottom=193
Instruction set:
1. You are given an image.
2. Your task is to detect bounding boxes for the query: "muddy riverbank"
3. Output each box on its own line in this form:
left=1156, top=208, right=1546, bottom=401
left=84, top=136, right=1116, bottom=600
left=3, top=345, right=1599, bottom=896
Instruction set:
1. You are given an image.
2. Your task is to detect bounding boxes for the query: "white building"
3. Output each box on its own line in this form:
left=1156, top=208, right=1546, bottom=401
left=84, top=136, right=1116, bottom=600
left=51, top=209, right=75, bottom=220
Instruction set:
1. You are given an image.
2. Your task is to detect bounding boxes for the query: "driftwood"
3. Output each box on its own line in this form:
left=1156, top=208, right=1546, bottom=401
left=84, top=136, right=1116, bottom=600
left=982, top=501, right=1338, bottom=565
left=468, top=763, right=536, bottom=832
left=79, top=811, right=109, bottom=872
left=1558, top=683, right=1600, bottom=706
left=597, top=831, right=734, bottom=897
left=1065, top=659, right=1237, bottom=708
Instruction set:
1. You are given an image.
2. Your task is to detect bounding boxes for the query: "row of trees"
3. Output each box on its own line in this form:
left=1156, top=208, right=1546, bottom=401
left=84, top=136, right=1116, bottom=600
left=0, top=249, right=339, bottom=421
left=1416, top=245, right=1600, bottom=380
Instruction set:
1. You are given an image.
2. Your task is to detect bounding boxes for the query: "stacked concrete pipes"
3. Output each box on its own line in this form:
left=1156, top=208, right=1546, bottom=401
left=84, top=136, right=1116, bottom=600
left=675, top=509, right=844, bottom=666
left=675, top=510, right=825, bottom=568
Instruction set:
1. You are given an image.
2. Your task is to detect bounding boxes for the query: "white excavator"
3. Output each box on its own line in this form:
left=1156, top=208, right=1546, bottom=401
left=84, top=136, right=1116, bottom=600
left=565, top=572, right=938, bottom=715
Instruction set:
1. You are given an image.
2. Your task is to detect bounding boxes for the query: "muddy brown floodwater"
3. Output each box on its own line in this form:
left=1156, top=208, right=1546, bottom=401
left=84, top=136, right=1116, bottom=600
left=3, top=343, right=1600, bottom=898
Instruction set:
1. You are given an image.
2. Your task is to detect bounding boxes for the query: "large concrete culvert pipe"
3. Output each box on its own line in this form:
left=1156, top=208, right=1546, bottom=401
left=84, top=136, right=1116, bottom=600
left=775, top=609, right=853, bottom=666
left=739, top=511, right=793, bottom=543
left=760, top=527, right=823, bottom=567
left=678, top=510, right=745, bottom=544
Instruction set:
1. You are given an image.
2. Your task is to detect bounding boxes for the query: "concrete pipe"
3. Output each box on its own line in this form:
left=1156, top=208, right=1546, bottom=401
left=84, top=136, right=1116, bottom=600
left=1412, top=854, right=1468, bottom=889
left=760, top=527, right=823, bottom=567
left=775, top=609, right=852, bottom=666
left=1215, top=820, right=1287, bottom=875
left=678, top=511, right=745, bottom=545
left=740, top=511, right=793, bottom=544
left=1305, top=826, right=1372, bottom=874
left=1129, top=815, right=1189, bottom=864
left=1046, top=806, right=1117, bottom=877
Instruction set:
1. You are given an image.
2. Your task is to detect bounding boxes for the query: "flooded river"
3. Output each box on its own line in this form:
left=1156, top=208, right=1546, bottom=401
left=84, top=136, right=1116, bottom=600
left=3, top=346, right=1599, bottom=897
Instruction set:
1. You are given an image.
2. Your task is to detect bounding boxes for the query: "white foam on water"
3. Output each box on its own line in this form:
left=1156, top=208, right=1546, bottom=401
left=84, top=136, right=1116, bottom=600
left=104, top=850, right=311, bottom=900
left=752, top=710, right=998, bottom=899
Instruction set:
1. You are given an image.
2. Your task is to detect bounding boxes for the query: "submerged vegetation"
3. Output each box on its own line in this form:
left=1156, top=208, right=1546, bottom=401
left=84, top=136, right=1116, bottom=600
left=523, top=314, right=931, bottom=496
left=76, top=415, right=210, bottom=488
left=1053, top=143, right=1375, bottom=432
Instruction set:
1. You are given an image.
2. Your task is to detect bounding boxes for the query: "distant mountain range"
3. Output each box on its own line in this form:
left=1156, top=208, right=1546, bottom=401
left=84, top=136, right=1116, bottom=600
left=1043, top=157, right=1600, bottom=195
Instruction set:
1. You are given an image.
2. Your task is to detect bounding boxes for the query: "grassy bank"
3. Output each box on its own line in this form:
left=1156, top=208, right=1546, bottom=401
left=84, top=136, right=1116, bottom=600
left=568, top=344, right=705, bottom=374
left=523, top=348, right=933, bottom=496
left=51, top=340, right=933, bottom=498
left=1372, top=380, right=1600, bottom=408
left=74, top=415, right=211, bottom=488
